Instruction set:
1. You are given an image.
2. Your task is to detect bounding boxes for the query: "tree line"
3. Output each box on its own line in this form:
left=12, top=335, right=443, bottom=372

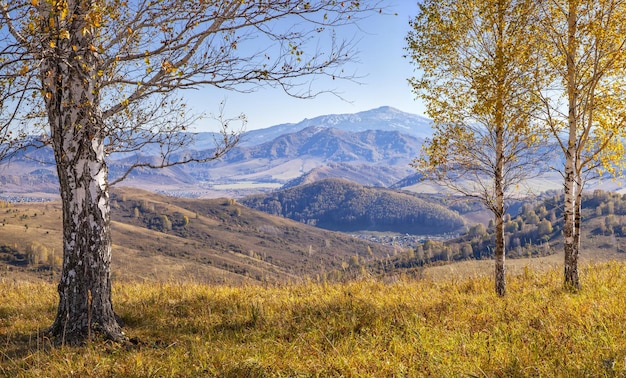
left=360, top=189, right=626, bottom=277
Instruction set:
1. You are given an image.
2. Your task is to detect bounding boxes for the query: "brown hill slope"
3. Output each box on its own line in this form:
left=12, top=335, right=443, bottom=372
left=0, top=188, right=393, bottom=284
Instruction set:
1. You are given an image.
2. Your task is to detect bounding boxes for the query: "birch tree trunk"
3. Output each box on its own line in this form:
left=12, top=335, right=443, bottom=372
left=494, top=179, right=506, bottom=297
left=40, top=1, right=124, bottom=344
left=563, top=163, right=579, bottom=290
left=493, top=0, right=506, bottom=297
left=563, top=0, right=581, bottom=291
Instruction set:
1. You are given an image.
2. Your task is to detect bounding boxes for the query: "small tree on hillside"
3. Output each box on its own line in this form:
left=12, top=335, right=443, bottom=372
left=0, top=0, right=380, bottom=344
left=407, top=0, right=548, bottom=296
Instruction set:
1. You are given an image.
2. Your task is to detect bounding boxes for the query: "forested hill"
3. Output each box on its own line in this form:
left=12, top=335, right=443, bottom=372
left=240, top=178, right=465, bottom=235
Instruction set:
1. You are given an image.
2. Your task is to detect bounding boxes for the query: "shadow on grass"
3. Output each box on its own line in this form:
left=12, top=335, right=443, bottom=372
left=0, top=329, right=55, bottom=370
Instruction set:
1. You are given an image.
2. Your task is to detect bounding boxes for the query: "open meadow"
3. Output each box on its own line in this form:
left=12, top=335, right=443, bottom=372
left=2, top=190, right=626, bottom=376
left=2, top=262, right=626, bottom=377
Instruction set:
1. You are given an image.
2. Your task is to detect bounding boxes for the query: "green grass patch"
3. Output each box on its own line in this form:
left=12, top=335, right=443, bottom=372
left=2, top=263, right=626, bottom=376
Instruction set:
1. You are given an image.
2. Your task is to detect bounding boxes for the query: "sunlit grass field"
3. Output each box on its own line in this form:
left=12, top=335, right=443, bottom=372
left=2, top=262, right=626, bottom=377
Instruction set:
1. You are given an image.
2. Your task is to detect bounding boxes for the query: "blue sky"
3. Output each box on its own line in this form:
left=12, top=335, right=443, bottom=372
left=188, top=1, right=423, bottom=132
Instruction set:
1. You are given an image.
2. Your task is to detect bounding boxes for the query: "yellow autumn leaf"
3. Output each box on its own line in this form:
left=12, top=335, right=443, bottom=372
left=31, top=0, right=38, bottom=6
left=59, top=29, right=70, bottom=40
left=19, top=65, right=29, bottom=75
left=49, top=40, right=56, bottom=48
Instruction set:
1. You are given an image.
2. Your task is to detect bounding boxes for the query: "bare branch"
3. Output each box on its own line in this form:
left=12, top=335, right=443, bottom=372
left=108, top=100, right=245, bottom=186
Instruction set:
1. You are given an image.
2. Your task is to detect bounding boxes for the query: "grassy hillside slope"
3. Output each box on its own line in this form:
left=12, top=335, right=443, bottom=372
left=0, top=188, right=393, bottom=284
left=2, top=263, right=626, bottom=376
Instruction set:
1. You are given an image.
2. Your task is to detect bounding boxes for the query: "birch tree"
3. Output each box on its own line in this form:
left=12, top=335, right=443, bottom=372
left=406, top=0, right=547, bottom=296
left=0, top=0, right=377, bottom=344
left=535, top=0, right=626, bottom=290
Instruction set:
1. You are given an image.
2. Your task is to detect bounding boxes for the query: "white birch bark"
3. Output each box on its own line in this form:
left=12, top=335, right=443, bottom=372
left=563, top=0, right=581, bottom=290
left=40, top=0, right=123, bottom=343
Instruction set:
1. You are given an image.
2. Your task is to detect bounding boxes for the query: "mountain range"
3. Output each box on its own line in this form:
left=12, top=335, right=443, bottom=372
left=1, top=105, right=618, bottom=203
left=222, top=106, right=434, bottom=146
left=0, top=106, right=433, bottom=199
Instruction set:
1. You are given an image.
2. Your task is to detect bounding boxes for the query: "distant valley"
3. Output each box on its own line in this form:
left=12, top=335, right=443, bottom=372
left=2, top=185, right=626, bottom=285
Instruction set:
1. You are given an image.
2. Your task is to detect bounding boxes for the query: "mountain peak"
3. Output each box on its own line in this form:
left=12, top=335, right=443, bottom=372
left=364, top=105, right=401, bottom=113
left=238, top=106, right=433, bottom=147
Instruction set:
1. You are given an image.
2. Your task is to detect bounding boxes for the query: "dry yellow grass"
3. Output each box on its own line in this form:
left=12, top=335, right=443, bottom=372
left=2, top=262, right=626, bottom=377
